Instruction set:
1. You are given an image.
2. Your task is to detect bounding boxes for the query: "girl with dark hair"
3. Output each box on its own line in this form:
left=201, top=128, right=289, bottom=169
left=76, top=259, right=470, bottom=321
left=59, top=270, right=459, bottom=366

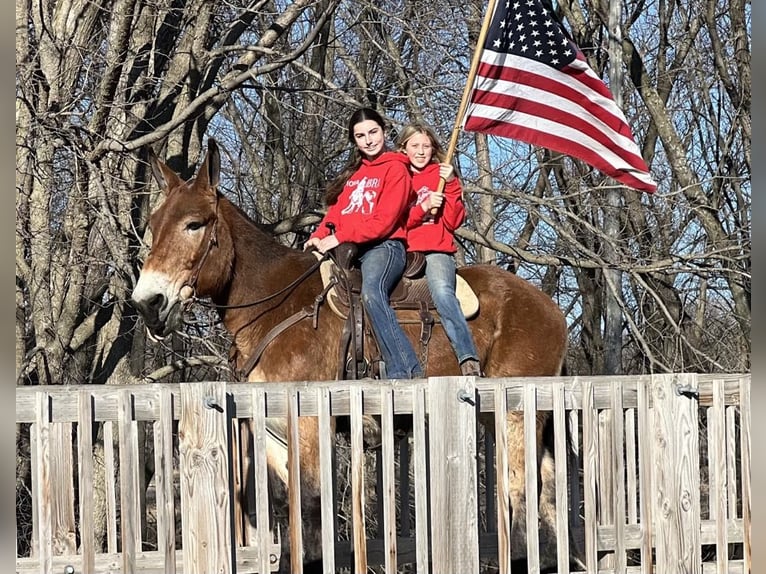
left=305, top=108, right=423, bottom=379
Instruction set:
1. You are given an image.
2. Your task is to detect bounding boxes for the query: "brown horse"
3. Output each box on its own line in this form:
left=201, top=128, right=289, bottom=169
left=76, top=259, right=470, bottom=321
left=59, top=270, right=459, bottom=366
left=131, top=138, right=569, bottom=571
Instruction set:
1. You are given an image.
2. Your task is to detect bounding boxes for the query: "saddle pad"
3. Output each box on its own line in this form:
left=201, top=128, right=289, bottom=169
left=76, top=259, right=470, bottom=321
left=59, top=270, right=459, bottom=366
left=316, top=252, right=479, bottom=319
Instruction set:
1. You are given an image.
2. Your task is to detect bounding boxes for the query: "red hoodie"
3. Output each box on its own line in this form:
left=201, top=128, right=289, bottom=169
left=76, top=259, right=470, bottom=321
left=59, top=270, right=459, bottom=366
left=310, top=152, right=413, bottom=244
left=405, top=162, right=465, bottom=253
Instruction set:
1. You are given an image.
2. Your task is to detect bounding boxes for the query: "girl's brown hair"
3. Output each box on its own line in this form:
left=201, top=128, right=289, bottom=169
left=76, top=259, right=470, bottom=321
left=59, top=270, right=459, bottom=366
left=394, top=123, right=447, bottom=164
left=324, top=107, right=388, bottom=205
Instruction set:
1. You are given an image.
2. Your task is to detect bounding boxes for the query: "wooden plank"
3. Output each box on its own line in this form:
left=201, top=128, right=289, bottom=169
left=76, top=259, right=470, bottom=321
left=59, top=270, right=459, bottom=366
left=552, top=381, right=570, bottom=574
left=317, top=387, right=336, bottom=573
left=707, top=406, right=715, bottom=519
left=412, top=384, right=429, bottom=574
left=567, top=405, right=585, bottom=562
left=50, top=422, right=77, bottom=556
left=15, top=374, right=749, bottom=422
left=33, top=392, right=52, bottom=574
left=286, top=388, right=303, bottom=574
left=597, top=402, right=615, bottom=570
left=251, top=388, right=276, bottom=574
left=118, top=389, right=140, bottom=573
left=713, top=379, right=728, bottom=573
left=380, top=387, right=397, bottom=572
left=625, top=407, right=638, bottom=524
left=178, top=381, right=232, bottom=574
left=651, top=374, right=701, bottom=573
left=524, top=384, right=540, bottom=572
left=349, top=386, right=368, bottom=573
left=153, top=386, right=176, bottom=574
left=77, top=390, right=95, bottom=574
left=103, top=421, right=118, bottom=553
left=494, top=385, right=511, bottom=574
left=739, top=377, right=751, bottom=573
left=726, top=405, right=737, bottom=520
left=428, top=376, right=478, bottom=573
left=611, top=381, right=626, bottom=573
left=637, top=377, right=653, bottom=571
left=582, top=380, right=597, bottom=573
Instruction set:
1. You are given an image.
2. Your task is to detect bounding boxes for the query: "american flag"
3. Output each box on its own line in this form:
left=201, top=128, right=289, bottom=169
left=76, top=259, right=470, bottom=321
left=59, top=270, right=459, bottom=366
left=462, top=0, right=657, bottom=193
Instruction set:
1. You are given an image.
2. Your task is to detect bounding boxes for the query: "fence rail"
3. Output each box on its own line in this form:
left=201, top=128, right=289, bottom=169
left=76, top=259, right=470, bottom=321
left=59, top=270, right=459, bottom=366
left=16, top=373, right=751, bottom=574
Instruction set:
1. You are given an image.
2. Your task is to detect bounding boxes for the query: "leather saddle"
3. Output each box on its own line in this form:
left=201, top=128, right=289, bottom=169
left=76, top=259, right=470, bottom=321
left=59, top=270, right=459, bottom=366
left=314, top=243, right=479, bottom=380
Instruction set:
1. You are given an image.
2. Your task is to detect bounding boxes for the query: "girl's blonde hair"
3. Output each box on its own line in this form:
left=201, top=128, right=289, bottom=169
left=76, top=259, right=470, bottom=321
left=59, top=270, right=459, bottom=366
left=395, top=123, right=447, bottom=164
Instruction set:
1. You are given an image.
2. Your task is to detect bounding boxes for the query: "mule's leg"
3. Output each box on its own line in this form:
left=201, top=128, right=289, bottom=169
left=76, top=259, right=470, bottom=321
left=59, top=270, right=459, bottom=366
left=506, top=411, right=555, bottom=564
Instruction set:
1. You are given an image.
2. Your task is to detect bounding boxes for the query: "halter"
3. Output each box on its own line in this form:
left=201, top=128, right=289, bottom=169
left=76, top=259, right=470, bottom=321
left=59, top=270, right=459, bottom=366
left=182, top=194, right=219, bottom=299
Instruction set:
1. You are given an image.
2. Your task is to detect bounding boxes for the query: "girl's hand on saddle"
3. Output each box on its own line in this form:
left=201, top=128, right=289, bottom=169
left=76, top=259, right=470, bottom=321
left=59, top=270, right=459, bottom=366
left=304, top=235, right=339, bottom=254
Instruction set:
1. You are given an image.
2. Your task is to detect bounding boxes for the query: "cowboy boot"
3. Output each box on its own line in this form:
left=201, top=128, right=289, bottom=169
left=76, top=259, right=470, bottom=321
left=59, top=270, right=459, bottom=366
left=459, top=359, right=483, bottom=377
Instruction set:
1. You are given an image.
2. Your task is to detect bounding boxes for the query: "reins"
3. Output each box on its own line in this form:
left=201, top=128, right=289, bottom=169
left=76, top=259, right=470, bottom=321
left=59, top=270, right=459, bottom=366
left=194, top=252, right=328, bottom=311
left=182, top=194, right=329, bottom=311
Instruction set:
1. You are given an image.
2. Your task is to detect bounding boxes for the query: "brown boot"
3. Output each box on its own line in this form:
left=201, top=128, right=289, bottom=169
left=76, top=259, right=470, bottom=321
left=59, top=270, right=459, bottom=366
left=459, top=359, right=482, bottom=377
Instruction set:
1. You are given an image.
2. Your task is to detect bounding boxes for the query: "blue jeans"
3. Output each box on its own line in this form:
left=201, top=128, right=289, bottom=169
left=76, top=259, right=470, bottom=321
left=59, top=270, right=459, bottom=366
left=424, top=252, right=479, bottom=365
left=359, top=240, right=423, bottom=379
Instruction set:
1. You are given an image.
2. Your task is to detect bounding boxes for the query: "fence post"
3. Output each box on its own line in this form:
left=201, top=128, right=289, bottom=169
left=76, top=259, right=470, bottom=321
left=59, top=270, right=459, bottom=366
left=651, top=373, right=701, bottom=573
left=428, top=375, right=479, bottom=574
left=179, top=381, right=233, bottom=574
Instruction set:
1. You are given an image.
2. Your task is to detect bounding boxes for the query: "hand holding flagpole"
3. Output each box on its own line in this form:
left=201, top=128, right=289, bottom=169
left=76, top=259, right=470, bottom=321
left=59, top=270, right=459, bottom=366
left=429, top=0, right=500, bottom=216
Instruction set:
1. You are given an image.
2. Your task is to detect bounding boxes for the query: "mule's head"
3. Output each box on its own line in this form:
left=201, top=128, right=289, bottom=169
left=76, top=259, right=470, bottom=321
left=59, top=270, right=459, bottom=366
left=131, top=138, right=226, bottom=340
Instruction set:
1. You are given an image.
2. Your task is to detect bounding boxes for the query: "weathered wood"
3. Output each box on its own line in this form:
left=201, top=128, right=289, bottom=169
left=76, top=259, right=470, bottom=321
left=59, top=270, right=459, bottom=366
left=178, top=381, right=232, bottom=574
left=317, top=387, right=336, bottom=573
left=494, top=385, right=511, bottom=573
left=739, top=376, right=751, bottom=572
left=16, top=374, right=751, bottom=574
left=582, top=380, right=598, bottom=573
left=77, top=390, right=95, bottom=574
left=103, top=420, right=118, bottom=553
left=523, top=384, right=540, bottom=571
left=552, top=381, right=570, bottom=574
left=428, top=376, right=478, bottom=574
left=637, top=377, right=653, bottom=569
left=350, top=386, right=368, bottom=573
left=153, top=386, right=176, bottom=574
left=412, top=384, right=429, bottom=574
left=15, top=374, right=749, bottom=423
left=286, top=388, right=303, bottom=574
left=32, top=392, right=52, bottom=574
left=652, top=374, right=701, bottom=573
left=50, top=422, right=77, bottom=556
left=611, top=381, right=626, bottom=572
left=118, top=389, right=140, bottom=572
left=251, top=388, right=276, bottom=573
left=380, top=387, right=397, bottom=572
left=713, top=379, right=728, bottom=573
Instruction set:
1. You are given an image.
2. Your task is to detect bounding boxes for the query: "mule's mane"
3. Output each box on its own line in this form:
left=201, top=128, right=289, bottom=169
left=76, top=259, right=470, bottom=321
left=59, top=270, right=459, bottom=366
left=218, top=193, right=306, bottom=261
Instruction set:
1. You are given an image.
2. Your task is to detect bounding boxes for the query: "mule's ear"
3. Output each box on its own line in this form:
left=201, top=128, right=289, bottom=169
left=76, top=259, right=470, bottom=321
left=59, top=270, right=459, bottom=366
left=148, top=148, right=182, bottom=194
left=201, top=138, right=220, bottom=189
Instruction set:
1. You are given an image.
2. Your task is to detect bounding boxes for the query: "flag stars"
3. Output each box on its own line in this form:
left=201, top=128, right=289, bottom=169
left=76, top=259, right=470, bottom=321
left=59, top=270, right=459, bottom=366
left=487, top=0, right=578, bottom=70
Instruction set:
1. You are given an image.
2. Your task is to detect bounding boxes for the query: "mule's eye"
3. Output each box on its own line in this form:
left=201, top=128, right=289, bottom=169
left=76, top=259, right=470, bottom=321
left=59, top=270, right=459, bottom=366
left=186, top=221, right=205, bottom=232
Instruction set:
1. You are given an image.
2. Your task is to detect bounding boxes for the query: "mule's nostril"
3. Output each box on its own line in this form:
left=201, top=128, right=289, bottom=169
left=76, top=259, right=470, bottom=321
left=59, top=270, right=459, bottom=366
left=147, top=293, right=166, bottom=312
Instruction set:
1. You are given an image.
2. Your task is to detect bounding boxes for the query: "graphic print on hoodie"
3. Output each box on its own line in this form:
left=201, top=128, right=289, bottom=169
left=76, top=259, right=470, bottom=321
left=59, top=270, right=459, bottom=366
left=310, top=152, right=414, bottom=245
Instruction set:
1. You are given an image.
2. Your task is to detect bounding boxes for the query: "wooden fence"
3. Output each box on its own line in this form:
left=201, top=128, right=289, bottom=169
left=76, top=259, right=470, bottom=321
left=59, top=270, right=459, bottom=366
left=16, top=373, right=750, bottom=573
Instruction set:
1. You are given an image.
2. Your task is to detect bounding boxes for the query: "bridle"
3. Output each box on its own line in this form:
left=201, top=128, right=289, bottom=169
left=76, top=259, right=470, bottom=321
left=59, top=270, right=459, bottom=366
left=179, top=193, right=220, bottom=305
left=181, top=191, right=329, bottom=312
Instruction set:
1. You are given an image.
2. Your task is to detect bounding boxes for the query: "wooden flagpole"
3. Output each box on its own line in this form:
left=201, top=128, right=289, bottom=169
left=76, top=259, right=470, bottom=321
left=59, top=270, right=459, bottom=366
left=431, top=0, right=500, bottom=214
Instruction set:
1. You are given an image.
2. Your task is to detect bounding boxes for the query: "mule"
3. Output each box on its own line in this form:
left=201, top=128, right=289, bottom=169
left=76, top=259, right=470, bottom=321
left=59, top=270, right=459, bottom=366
left=131, top=138, right=569, bottom=571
